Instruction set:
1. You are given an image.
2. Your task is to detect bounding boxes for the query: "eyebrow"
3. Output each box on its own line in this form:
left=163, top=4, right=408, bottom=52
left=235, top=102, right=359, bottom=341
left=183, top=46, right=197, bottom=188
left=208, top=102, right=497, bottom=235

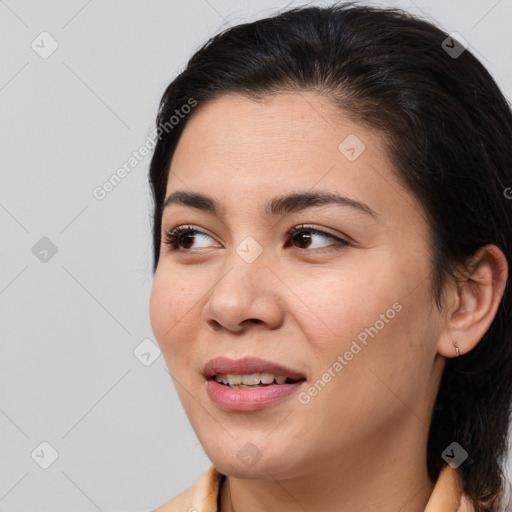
left=162, top=190, right=377, bottom=219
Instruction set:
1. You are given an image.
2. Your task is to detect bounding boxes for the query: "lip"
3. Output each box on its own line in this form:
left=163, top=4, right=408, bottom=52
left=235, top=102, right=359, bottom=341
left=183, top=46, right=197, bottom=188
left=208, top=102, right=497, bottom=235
left=206, top=379, right=305, bottom=412
left=203, top=356, right=307, bottom=412
left=202, top=356, right=306, bottom=381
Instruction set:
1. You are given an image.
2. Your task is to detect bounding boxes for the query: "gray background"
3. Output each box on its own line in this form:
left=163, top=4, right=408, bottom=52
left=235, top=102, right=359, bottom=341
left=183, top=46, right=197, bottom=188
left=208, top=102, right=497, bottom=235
left=0, top=1, right=511, bottom=511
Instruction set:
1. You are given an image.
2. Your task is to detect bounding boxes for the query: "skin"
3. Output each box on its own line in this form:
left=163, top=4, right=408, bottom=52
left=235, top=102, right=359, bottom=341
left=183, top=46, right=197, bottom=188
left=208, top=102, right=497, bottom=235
left=150, top=92, right=508, bottom=512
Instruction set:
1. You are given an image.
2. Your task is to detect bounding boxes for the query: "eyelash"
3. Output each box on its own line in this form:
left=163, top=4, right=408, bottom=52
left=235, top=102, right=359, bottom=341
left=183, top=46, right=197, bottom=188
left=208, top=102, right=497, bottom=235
left=163, top=224, right=350, bottom=253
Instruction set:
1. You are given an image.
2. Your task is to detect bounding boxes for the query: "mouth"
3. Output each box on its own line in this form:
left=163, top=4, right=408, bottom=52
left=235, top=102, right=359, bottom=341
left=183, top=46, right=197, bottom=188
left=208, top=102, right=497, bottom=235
left=202, top=356, right=307, bottom=411
left=203, top=355, right=307, bottom=383
left=211, top=373, right=306, bottom=389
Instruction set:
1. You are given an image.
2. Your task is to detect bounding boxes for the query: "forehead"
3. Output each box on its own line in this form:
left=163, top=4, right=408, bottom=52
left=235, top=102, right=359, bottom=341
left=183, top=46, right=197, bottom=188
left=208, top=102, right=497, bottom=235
left=165, top=92, right=423, bottom=229
left=171, top=92, right=364, bottom=161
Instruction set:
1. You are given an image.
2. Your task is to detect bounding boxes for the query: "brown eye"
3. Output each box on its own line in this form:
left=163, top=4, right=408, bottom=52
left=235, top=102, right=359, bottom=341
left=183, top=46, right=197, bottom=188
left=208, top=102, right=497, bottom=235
left=287, top=225, right=350, bottom=251
left=163, top=226, right=215, bottom=250
left=291, top=230, right=313, bottom=249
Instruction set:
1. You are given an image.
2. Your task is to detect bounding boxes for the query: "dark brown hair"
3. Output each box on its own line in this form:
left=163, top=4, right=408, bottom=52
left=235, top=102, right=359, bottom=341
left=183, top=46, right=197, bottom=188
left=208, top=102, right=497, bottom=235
left=148, top=3, right=512, bottom=510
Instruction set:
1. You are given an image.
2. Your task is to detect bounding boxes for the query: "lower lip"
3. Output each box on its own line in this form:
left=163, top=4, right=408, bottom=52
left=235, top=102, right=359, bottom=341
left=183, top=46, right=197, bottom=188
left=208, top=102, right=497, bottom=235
left=206, top=379, right=305, bottom=412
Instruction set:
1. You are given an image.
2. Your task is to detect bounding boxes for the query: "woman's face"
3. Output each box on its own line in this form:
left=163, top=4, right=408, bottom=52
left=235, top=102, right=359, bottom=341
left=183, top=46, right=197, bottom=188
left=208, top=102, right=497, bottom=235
left=150, top=92, right=447, bottom=479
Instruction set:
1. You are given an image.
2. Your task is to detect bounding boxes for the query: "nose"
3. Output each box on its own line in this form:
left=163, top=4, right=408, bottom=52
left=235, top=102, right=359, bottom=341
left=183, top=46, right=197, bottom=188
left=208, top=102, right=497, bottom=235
left=202, top=256, right=285, bottom=333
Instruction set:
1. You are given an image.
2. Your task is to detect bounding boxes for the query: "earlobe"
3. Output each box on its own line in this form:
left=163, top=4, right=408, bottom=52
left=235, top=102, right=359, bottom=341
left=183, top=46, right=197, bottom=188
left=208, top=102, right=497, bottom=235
left=437, top=244, right=508, bottom=358
left=452, top=339, right=460, bottom=357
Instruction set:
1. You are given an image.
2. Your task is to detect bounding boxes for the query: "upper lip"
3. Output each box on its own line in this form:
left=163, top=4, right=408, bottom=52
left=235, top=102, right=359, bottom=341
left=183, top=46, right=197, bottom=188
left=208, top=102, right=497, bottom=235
left=203, top=356, right=306, bottom=381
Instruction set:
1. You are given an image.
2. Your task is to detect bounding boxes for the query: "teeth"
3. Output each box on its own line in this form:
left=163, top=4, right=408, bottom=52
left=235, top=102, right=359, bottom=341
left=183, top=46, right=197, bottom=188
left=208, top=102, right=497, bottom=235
left=214, top=373, right=291, bottom=386
left=260, top=372, right=275, bottom=384
left=227, top=374, right=242, bottom=385
left=242, top=373, right=259, bottom=385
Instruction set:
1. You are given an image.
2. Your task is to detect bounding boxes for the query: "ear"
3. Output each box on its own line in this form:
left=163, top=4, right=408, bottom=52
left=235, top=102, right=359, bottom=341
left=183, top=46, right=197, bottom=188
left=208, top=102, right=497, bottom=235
left=437, top=244, right=508, bottom=358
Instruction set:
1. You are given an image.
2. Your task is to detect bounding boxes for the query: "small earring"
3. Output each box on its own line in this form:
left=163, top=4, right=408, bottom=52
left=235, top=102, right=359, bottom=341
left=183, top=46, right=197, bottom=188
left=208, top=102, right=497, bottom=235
left=452, top=339, right=460, bottom=357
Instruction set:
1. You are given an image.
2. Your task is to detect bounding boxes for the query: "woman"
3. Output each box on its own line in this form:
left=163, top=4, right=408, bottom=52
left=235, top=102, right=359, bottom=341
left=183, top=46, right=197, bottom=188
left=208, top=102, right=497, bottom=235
left=147, top=2, right=512, bottom=511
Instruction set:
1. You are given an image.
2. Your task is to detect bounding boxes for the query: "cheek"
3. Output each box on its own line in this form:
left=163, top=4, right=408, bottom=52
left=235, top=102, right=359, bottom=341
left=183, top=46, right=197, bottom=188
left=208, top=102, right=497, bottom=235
left=282, top=265, right=382, bottom=345
left=286, top=257, right=433, bottom=388
left=149, top=270, right=198, bottom=359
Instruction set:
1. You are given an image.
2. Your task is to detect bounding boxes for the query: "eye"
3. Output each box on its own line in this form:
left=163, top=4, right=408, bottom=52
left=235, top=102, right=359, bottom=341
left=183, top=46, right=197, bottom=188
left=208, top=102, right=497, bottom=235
left=286, top=224, right=350, bottom=252
left=162, top=224, right=350, bottom=252
left=163, top=225, right=216, bottom=250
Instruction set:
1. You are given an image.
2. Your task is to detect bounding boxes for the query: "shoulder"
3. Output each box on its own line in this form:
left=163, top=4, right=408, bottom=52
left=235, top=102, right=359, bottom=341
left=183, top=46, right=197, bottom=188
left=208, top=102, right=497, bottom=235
left=152, top=466, right=225, bottom=512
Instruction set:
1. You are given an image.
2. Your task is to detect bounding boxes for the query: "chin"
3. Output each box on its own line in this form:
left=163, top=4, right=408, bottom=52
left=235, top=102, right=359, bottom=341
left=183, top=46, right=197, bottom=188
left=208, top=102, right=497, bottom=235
left=207, top=446, right=301, bottom=480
